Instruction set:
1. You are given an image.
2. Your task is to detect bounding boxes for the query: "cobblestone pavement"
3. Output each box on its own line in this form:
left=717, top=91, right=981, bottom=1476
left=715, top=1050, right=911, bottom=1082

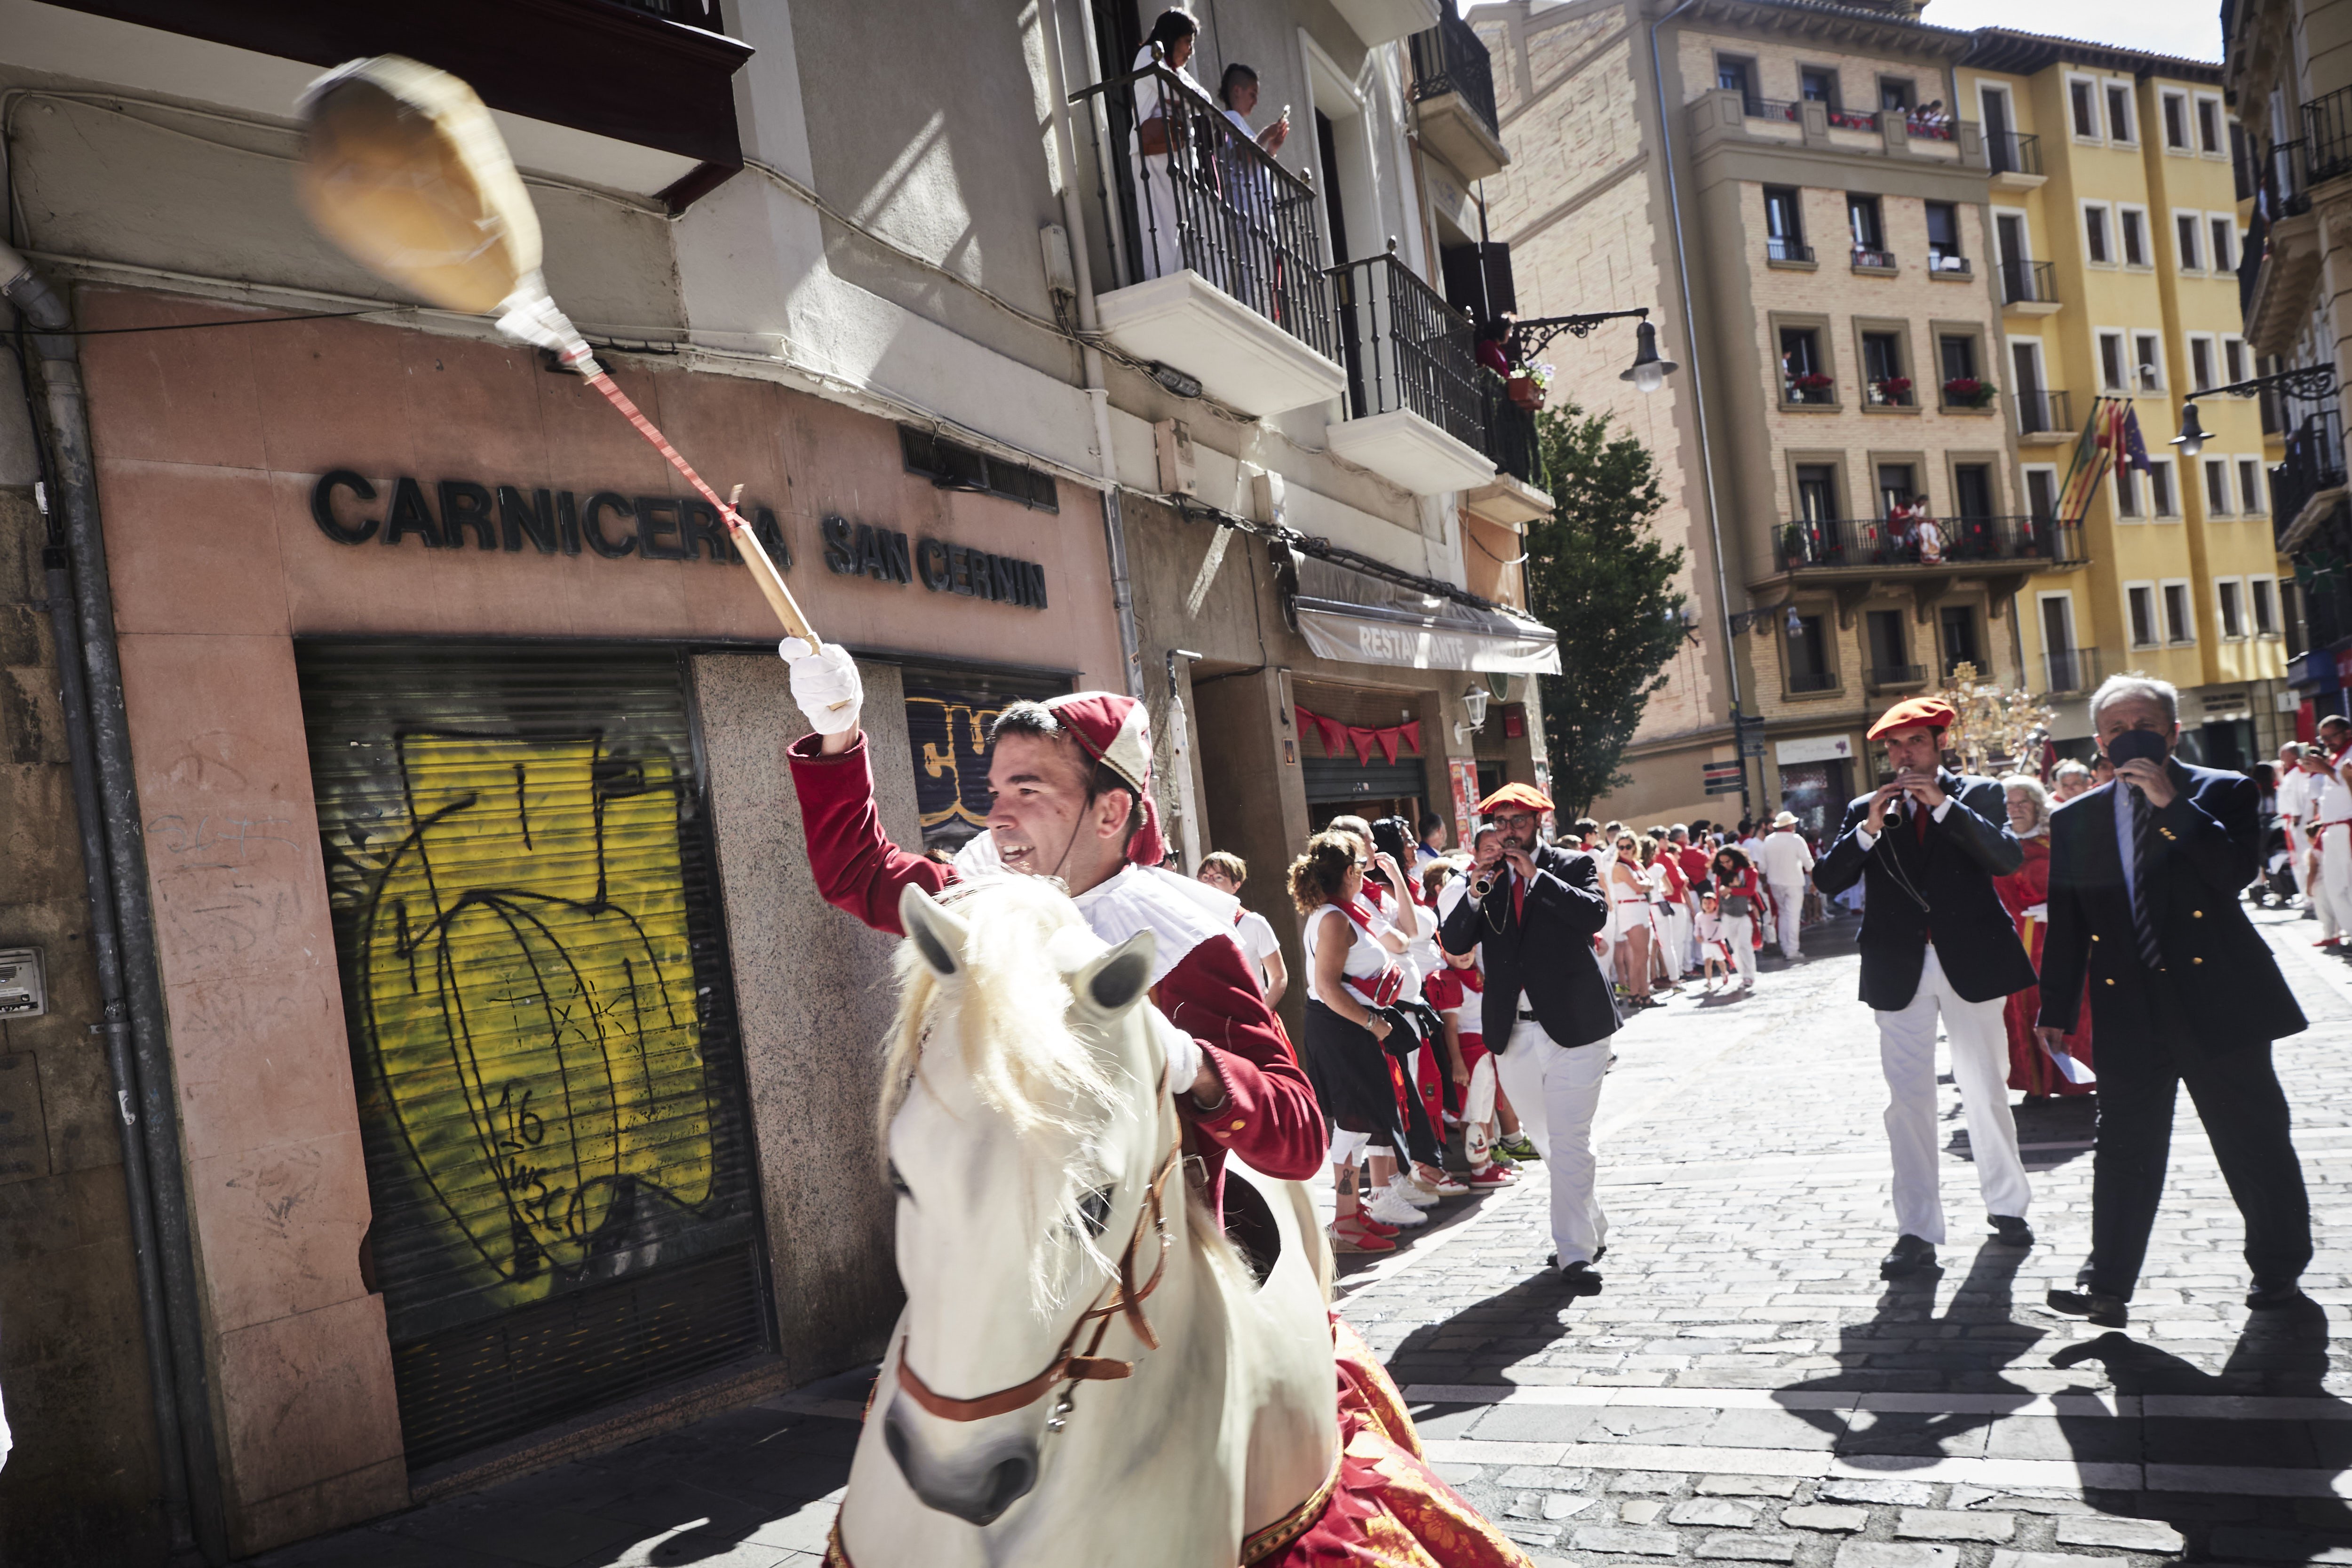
left=251, top=906, right=2352, bottom=1567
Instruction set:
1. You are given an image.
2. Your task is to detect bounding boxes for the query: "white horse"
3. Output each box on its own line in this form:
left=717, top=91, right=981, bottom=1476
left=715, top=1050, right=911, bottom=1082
left=828, top=879, right=1339, bottom=1568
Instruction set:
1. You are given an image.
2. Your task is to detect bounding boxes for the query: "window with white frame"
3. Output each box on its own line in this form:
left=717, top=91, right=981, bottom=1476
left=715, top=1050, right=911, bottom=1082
left=2120, top=205, right=2150, bottom=266
left=2148, top=457, right=2177, bottom=515
left=2127, top=581, right=2157, bottom=645
left=2188, top=334, right=2217, bottom=390
left=2238, top=457, right=2265, bottom=513
left=2069, top=75, right=2100, bottom=138
left=2218, top=578, right=2246, bottom=637
left=2098, top=329, right=2128, bottom=390
left=2162, top=579, right=2194, bottom=642
left=2134, top=332, right=2163, bottom=390
left=2253, top=574, right=2280, bottom=635
left=2176, top=211, right=2202, bottom=270
left=2210, top=215, right=2236, bottom=271
left=2161, top=88, right=2190, bottom=149
left=2107, top=81, right=2135, bottom=142
left=2224, top=334, right=2249, bottom=384
left=2196, top=93, right=2225, bottom=154
left=2204, top=457, right=2232, bottom=513
left=2023, top=464, right=2059, bottom=521
left=2117, top=461, right=2142, bottom=517
left=2083, top=202, right=2113, bottom=263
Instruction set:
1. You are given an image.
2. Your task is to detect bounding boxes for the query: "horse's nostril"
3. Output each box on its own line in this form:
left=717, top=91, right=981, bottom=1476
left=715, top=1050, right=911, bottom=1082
left=977, top=1450, right=1038, bottom=1522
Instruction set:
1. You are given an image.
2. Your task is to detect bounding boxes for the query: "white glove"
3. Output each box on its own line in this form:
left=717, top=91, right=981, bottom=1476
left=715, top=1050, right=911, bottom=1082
left=779, top=637, right=863, bottom=736
left=1152, top=1010, right=1204, bottom=1101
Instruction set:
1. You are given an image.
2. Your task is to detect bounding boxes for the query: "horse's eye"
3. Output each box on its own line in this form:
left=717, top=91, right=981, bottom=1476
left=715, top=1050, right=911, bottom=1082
left=888, top=1161, right=912, bottom=1201
left=1078, top=1184, right=1115, bottom=1237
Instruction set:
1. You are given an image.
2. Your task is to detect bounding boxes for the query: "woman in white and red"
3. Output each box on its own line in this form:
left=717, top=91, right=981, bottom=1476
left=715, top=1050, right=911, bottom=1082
left=779, top=641, right=1325, bottom=1214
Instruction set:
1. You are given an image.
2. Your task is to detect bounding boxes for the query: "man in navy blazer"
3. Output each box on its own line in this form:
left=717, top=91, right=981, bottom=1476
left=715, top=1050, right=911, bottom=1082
left=1814, top=696, right=2040, bottom=1280
left=2035, top=676, right=2311, bottom=1327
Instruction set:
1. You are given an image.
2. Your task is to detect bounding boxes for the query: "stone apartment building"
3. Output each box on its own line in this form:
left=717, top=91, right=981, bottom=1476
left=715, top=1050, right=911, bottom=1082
left=1958, top=34, right=2292, bottom=766
left=1472, top=0, right=2031, bottom=834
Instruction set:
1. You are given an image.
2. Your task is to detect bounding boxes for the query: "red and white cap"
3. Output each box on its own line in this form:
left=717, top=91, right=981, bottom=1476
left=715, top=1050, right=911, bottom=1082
left=1043, top=692, right=1165, bottom=866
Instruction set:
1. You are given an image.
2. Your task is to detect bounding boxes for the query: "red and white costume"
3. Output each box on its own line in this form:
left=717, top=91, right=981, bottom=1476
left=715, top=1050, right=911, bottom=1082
left=786, top=695, right=1325, bottom=1211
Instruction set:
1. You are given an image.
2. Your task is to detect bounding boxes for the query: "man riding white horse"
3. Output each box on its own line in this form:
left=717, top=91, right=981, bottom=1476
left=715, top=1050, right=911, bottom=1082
left=780, top=641, right=1325, bottom=1213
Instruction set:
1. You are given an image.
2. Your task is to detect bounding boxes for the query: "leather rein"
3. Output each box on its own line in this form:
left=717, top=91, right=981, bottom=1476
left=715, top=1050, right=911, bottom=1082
left=895, top=1137, right=1184, bottom=1433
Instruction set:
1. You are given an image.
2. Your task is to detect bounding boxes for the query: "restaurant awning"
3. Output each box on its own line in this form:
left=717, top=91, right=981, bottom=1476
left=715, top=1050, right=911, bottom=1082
left=1288, top=555, right=1561, bottom=675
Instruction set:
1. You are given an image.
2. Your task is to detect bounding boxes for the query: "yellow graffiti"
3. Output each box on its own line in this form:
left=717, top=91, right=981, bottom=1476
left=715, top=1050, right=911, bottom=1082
left=361, top=733, right=713, bottom=1309
left=906, top=696, right=1005, bottom=831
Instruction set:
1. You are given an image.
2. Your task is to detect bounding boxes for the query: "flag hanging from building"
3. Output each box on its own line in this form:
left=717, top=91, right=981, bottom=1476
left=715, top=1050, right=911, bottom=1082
left=2055, top=397, right=2112, bottom=524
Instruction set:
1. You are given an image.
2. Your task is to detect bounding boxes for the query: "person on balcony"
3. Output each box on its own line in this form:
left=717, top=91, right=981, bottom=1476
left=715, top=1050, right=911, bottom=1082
left=1131, top=8, right=1211, bottom=281
left=1216, top=63, right=1291, bottom=155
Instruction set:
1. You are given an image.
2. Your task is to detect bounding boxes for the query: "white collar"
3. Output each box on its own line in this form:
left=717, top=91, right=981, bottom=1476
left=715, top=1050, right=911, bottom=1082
left=1071, top=864, right=1236, bottom=987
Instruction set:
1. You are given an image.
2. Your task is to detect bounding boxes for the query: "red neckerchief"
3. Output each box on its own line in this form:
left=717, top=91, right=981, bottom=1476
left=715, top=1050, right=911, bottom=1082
left=1335, top=900, right=1405, bottom=1006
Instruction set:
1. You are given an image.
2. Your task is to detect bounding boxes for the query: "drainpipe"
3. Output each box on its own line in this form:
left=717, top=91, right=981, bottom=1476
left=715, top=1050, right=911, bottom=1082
left=1040, top=0, right=1147, bottom=701
left=1, top=239, right=226, bottom=1564
left=1647, top=0, right=1749, bottom=806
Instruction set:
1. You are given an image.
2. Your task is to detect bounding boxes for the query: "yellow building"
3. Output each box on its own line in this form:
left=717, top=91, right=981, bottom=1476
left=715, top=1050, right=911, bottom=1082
left=1960, top=33, right=2293, bottom=765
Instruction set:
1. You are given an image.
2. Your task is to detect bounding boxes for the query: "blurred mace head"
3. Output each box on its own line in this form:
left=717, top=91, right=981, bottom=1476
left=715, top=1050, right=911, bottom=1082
left=294, top=55, right=542, bottom=316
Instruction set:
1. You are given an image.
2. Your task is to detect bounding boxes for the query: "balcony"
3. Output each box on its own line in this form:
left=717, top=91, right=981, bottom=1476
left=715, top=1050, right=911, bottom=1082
left=1865, top=379, right=1915, bottom=408
left=1409, top=15, right=1507, bottom=180
left=1783, top=374, right=1837, bottom=407
left=1772, top=515, right=2082, bottom=577
left=2305, top=83, right=2352, bottom=186
left=1926, top=250, right=1973, bottom=280
left=2015, top=390, right=2074, bottom=444
left=2273, top=406, right=2349, bottom=550
left=1851, top=246, right=1898, bottom=273
left=1788, top=669, right=1841, bottom=694
left=1999, top=259, right=2059, bottom=315
left=1985, top=131, right=2046, bottom=190
left=2247, top=141, right=2323, bottom=357
left=1330, top=0, right=1442, bottom=47
left=1825, top=104, right=1879, bottom=132
left=1324, top=255, right=1497, bottom=495
left=1865, top=662, right=1929, bottom=692
left=1476, top=374, right=1545, bottom=494
left=1071, top=66, right=1344, bottom=416
left=1767, top=236, right=1814, bottom=266
left=2042, top=646, right=2106, bottom=696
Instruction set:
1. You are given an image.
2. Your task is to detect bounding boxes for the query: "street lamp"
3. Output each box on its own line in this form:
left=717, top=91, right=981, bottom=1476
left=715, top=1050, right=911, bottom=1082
left=1619, top=319, right=1679, bottom=394
left=2170, top=400, right=2207, bottom=458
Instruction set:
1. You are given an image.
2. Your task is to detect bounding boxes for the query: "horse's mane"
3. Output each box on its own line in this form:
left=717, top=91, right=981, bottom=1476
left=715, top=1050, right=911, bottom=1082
left=882, top=876, right=1190, bottom=1314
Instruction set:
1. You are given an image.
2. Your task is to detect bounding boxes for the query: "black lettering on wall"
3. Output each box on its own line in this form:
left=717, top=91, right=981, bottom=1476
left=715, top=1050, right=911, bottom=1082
left=497, top=486, right=561, bottom=554
left=753, top=508, right=792, bottom=569
left=635, top=496, right=685, bottom=561
left=916, top=537, right=950, bottom=591
left=383, top=477, right=443, bottom=549
left=555, top=491, right=583, bottom=556
left=1027, top=562, right=1047, bottom=609
left=881, top=529, right=912, bottom=585
left=822, top=515, right=857, bottom=574
left=439, top=481, right=498, bottom=550
left=312, top=470, right=379, bottom=544
left=679, top=498, right=731, bottom=563
left=851, top=524, right=885, bottom=581
left=582, top=493, right=638, bottom=558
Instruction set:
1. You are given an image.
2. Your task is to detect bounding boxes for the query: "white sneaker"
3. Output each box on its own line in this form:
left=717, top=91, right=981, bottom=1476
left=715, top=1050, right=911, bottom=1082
left=1389, top=1173, right=1440, bottom=1209
left=1364, top=1184, right=1430, bottom=1227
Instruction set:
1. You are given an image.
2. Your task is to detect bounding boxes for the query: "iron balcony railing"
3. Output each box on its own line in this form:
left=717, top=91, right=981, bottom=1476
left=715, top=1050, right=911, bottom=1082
left=1748, top=97, right=1801, bottom=123
left=2015, top=389, right=2072, bottom=435
left=1409, top=14, right=1500, bottom=143
left=1852, top=246, right=1897, bottom=270
left=1928, top=250, right=1972, bottom=277
left=2042, top=645, right=2106, bottom=695
left=1825, top=104, right=1878, bottom=131
left=1774, top=514, right=2082, bottom=573
left=1767, top=236, right=1813, bottom=263
left=1999, top=259, right=2056, bottom=306
left=1788, top=669, right=1841, bottom=693
left=1070, top=64, right=1335, bottom=362
left=2271, top=407, right=2348, bottom=537
left=1865, top=663, right=1928, bottom=690
left=1332, top=254, right=1481, bottom=448
left=1985, top=131, right=2042, bottom=176
left=2259, top=138, right=2312, bottom=218
left=1478, top=372, right=1543, bottom=489
left=2305, top=83, right=2352, bottom=185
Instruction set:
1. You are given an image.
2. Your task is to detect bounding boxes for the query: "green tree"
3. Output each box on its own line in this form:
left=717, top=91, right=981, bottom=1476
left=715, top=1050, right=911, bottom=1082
left=1523, top=399, right=1687, bottom=815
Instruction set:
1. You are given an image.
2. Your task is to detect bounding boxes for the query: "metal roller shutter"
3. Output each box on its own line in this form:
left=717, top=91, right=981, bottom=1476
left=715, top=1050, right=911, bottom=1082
left=1292, top=680, right=1433, bottom=808
left=298, top=643, right=769, bottom=1471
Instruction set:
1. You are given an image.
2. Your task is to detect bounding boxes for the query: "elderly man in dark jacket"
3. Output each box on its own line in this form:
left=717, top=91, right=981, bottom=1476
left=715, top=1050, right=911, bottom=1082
left=1814, top=696, right=2039, bottom=1280
left=2034, top=675, right=2311, bottom=1327
left=1440, top=782, right=1618, bottom=1293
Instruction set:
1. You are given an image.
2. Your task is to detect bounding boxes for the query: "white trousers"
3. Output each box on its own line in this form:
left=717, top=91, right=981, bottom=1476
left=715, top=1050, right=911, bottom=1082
left=1770, top=881, right=1806, bottom=958
left=2287, top=822, right=2312, bottom=898
left=1660, top=906, right=1688, bottom=979
left=1720, top=914, right=1756, bottom=982
left=1495, top=1019, right=1610, bottom=1265
left=1874, top=945, right=2031, bottom=1243
left=1462, top=1054, right=1497, bottom=1163
left=2321, top=825, right=2352, bottom=940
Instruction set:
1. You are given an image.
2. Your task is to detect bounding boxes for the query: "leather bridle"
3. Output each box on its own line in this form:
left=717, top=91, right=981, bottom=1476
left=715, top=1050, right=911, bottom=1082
left=895, top=1137, right=1184, bottom=1434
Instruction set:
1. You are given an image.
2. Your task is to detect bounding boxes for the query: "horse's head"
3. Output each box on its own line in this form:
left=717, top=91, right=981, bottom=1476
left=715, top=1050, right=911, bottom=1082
left=877, top=878, right=1168, bottom=1528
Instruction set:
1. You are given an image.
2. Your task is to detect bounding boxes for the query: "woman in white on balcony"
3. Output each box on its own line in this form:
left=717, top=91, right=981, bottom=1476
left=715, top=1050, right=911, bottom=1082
left=1213, top=64, right=1289, bottom=308
left=1130, top=9, right=1210, bottom=282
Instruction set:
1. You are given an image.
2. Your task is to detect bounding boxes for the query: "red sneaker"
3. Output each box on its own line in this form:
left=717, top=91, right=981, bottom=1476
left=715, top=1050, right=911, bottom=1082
left=1332, top=1216, right=1397, bottom=1253
left=2319, top=938, right=2342, bottom=948
left=1467, top=1164, right=1515, bottom=1189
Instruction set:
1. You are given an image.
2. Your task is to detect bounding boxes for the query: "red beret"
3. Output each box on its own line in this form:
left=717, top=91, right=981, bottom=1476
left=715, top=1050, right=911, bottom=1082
left=1477, top=780, right=1554, bottom=812
left=1867, top=696, right=1957, bottom=740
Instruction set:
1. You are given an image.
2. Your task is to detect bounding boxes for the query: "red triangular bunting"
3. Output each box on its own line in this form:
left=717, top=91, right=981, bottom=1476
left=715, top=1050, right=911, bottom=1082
left=1374, top=726, right=1402, bottom=765
left=1398, top=720, right=1421, bottom=756
left=1346, top=725, right=1379, bottom=765
left=1317, top=713, right=1347, bottom=757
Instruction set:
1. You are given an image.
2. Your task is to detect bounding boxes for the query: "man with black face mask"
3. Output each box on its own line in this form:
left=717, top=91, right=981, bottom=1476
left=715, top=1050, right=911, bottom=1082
left=2035, top=675, right=2312, bottom=1327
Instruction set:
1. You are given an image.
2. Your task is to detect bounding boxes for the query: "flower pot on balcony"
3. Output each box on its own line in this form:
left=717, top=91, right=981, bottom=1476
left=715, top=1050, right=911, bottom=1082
left=1941, top=377, right=1996, bottom=409
left=1507, top=372, right=1542, bottom=410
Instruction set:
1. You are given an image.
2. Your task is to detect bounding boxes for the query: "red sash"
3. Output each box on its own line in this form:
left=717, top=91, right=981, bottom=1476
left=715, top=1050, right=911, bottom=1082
left=1337, top=900, right=1405, bottom=1007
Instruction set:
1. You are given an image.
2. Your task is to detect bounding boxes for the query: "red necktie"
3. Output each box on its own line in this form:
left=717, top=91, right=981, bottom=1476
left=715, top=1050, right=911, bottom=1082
left=1912, top=801, right=1929, bottom=844
left=1511, top=872, right=1526, bottom=923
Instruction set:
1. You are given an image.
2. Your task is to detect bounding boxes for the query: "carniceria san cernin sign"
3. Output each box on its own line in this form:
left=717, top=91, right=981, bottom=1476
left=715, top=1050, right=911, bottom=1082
left=310, top=471, right=1047, bottom=610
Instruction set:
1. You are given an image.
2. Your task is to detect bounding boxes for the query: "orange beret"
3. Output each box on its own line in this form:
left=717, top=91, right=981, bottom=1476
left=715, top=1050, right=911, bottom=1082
left=1867, top=696, right=1957, bottom=740
left=1478, top=780, right=1555, bottom=812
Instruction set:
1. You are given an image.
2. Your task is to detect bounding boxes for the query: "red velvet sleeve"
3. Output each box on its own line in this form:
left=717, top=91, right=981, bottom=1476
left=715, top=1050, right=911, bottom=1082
left=786, top=732, right=954, bottom=936
left=1156, top=936, right=1327, bottom=1182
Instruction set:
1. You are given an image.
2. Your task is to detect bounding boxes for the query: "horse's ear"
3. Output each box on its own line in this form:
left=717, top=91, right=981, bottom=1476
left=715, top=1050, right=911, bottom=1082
left=1073, top=930, right=1156, bottom=1017
left=900, top=883, right=968, bottom=978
